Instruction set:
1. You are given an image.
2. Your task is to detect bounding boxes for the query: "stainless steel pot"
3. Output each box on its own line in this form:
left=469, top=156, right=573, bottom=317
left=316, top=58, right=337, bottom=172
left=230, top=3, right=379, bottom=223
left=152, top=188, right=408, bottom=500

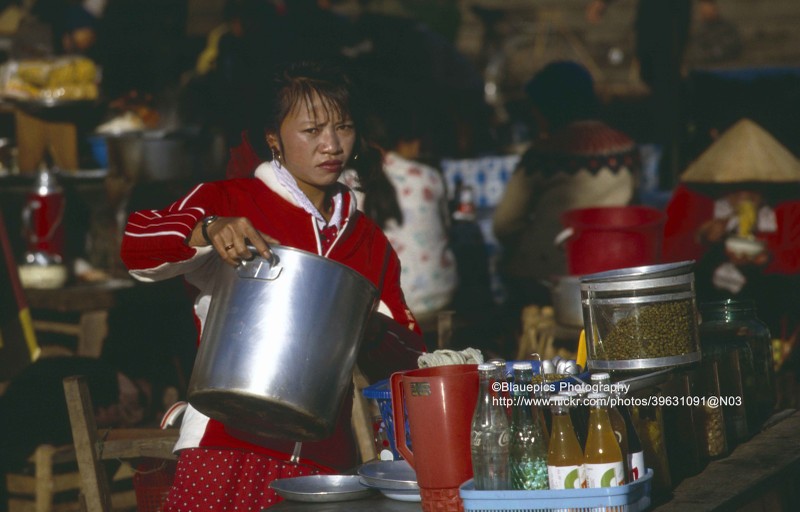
left=104, top=130, right=190, bottom=183
left=187, top=246, right=379, bottom=441
left=544, top=275, right=583, bottom=328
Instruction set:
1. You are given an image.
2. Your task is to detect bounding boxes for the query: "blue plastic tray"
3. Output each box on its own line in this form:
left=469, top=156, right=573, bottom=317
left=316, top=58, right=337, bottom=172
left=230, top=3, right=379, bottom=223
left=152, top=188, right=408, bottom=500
left=459, top=469, right=653, bottom=512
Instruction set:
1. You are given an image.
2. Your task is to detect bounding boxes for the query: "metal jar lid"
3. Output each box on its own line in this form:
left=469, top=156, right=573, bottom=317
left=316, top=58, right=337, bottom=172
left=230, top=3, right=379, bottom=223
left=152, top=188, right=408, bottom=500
left=579, top=260, right=695, bottom=284
left=580, top=260, right=695, bottom=293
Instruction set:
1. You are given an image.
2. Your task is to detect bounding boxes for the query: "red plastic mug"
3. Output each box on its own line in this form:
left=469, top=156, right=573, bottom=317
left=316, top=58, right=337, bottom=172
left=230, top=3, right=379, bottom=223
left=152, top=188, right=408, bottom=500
left=390, top=364, right=479, bottom=490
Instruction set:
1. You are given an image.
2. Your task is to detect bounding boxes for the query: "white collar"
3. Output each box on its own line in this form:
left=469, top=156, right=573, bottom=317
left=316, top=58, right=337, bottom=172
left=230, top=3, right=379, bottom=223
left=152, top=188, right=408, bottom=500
left=253, top=160, right=355, bottom=228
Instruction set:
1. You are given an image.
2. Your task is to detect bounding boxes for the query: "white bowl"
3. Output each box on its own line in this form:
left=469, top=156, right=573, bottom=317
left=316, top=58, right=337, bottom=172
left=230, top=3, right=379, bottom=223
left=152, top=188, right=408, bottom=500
left=18, top=263, right=68, bottom=289
left=725, top=236, right=766, bottom=258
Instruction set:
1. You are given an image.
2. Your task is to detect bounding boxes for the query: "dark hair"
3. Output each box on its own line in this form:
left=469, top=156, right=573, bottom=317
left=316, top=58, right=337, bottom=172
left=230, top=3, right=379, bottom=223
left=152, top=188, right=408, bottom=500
left=524, top=60, right=599, bottom=129
left=265, top=60, right=396, bottom=226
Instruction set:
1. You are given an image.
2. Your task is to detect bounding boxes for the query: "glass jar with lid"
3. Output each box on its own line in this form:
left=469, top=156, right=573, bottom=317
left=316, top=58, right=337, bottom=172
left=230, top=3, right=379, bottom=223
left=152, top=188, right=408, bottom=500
left=580, top=261, right=701, bottom=371
left=698, top=299, right=776, bottom=439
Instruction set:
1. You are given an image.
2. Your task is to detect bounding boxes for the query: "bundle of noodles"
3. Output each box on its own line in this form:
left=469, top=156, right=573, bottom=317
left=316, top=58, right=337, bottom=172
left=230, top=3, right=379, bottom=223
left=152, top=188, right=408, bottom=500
left=417, top=348, right=484, bottom=368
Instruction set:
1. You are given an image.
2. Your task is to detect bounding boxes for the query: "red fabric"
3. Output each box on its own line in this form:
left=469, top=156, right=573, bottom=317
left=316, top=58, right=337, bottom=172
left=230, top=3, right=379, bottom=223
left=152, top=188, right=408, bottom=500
left=663, top=184, right=800, bottom=274
left=226, top=131, right=263, bottom=179
left=164, top=448, right=327, bottom=511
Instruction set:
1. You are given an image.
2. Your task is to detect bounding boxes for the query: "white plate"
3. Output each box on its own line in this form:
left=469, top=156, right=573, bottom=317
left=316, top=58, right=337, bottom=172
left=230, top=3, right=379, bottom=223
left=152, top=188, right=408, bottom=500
left=357, top=460, right=418, bottom=491
left=269, top=475, right=376, bottom=503
left=380, top=488, right=422, bottom=502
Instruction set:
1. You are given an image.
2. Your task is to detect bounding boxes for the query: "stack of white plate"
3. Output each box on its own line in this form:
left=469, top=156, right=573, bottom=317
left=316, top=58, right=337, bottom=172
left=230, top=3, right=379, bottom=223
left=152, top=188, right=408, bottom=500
left=357, top=460, right=421, bottom=502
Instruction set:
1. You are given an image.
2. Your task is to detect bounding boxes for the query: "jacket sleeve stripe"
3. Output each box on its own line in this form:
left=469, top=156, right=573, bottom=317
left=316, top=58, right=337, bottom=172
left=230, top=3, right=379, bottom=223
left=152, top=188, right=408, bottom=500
left=124, top=230, right=188, bottom=238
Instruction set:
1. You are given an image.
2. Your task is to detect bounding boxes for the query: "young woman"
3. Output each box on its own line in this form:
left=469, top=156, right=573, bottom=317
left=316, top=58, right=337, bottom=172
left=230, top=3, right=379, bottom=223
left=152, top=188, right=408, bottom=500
left=121, top=60, right=425, bottom=511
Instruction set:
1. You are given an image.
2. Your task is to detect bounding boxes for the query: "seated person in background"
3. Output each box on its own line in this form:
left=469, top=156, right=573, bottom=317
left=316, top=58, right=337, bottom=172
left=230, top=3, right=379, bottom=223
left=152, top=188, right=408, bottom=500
left=340, top=96, right=458, bottom=327
left=492, top=61, right=639, bottom=311
left=663, top=118, right=800, bottom=336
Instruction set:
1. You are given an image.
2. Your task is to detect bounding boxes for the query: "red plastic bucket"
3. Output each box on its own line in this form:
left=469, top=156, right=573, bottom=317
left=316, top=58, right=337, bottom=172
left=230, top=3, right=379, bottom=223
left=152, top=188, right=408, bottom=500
left=558, top=206, right=667, bottom=275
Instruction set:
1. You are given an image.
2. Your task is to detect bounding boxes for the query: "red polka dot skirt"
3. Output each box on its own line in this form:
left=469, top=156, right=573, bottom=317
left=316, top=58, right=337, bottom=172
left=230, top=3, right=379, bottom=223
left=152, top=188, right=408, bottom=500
left=163, top=448, right=329, bottom=511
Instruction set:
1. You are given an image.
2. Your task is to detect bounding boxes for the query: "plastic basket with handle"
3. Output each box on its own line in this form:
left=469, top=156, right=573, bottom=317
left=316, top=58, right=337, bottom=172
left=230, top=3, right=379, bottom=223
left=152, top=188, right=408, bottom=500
left=133, top=458, right=177, bottom=512
left=459, top=469, right=653, bottom=512
left=362, top=378, right=410, bottom=460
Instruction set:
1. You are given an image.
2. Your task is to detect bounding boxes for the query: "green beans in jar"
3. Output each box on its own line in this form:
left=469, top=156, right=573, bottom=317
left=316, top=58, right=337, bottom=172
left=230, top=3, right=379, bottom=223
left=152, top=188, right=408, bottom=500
left=598, top=300, right=696, bottom=360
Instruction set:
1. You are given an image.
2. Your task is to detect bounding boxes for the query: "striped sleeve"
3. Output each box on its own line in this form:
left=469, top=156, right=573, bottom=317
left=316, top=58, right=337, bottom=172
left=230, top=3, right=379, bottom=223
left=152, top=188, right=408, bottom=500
left=121, top=183, right=219, bottom=279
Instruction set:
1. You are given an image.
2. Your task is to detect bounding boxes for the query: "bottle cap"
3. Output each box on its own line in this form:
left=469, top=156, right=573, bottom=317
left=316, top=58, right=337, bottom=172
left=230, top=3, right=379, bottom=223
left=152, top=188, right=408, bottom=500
left=590, top=372, right=611, bottom=382
left=512, top=362, right=533, bottom=371
left=478, top=363, right=496, bottom=371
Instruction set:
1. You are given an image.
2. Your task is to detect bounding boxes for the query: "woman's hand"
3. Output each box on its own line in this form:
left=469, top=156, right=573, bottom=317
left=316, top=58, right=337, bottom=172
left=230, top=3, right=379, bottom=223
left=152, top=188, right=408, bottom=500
left=188, top=216, right=279, bottom=266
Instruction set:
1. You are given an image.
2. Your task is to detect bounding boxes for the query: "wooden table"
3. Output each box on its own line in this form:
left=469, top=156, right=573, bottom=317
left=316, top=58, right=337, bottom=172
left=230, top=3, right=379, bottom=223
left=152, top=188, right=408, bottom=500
left=652, top=409, right=800, bottom=511
left=270, top=410, right=800, bottom=512
left=24, top=278, right=134, bottom=357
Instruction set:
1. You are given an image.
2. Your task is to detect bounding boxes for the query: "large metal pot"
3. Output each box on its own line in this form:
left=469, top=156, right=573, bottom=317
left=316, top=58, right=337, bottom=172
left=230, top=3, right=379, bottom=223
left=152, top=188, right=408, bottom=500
left=544, top=275, right=583, bottom=328
left=187, top=246, right=379, bottom=441
left=104, top=130, right=190, bottom=183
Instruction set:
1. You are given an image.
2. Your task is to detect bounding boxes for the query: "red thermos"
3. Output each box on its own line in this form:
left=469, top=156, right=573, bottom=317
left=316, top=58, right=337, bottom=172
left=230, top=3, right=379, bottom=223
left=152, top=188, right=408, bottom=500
left=22, top=166, right=66, bottom=258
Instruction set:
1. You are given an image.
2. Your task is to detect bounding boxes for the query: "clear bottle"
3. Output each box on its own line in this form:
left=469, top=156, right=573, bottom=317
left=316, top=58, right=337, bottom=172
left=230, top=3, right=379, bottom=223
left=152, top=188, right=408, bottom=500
left=547, top=395, right=586, bottom=490
left=509, top=362, right=549, bottom=490
left=697, top=359, right=729, bottom=462
left=590, top=373, right=629, bottom=479
left=489, top=359, right=511, bottom=420
left=584, top=392, right=625, bottom=488
left=699, top=300, right=775, bottom=439
left=471, top=362, right=510, bottom=490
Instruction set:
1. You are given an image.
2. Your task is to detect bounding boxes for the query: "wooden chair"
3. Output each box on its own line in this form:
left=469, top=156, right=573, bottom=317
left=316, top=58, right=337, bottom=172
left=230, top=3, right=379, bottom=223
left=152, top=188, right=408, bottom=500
left=62, top=376, right=179, bottom=512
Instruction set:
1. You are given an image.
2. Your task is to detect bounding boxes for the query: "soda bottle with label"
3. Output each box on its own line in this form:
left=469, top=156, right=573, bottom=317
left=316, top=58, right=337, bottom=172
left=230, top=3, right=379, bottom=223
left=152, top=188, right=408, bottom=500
left=547, top=394, right=586, bottom=490
left=509, top=362, right=549, bottom=490
left=591, top=373, right=629, bottom=478
left=584, top=392, right=625, bottom=488
left=471, top=362, right=510, bottom=490
left=617, top=395, right=645, bottom=482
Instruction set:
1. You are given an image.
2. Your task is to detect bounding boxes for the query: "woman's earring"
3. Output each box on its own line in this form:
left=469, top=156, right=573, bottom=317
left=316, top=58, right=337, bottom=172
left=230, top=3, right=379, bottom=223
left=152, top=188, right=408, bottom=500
left=271, top=147, right=282, bottom=166
left=353, top=153, right=359, bottom=161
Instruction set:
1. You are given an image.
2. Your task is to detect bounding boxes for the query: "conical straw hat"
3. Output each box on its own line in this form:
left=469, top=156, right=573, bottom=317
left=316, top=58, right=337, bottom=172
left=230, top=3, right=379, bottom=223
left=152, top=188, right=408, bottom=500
left=681, top=118, right=800, bottom=183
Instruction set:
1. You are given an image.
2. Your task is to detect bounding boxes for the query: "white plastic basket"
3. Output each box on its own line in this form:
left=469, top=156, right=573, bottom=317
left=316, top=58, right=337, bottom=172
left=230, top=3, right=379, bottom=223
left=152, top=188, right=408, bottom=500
left=459, top=469, right=653, bottom=512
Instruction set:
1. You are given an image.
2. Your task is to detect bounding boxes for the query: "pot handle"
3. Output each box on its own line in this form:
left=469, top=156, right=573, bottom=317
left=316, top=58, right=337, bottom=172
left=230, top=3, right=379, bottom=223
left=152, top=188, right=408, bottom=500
left=554, top=227, right=575, bottom=247
left=236, top=249, right=282, bottom=280
left=390, top=372, right=414, bottom=468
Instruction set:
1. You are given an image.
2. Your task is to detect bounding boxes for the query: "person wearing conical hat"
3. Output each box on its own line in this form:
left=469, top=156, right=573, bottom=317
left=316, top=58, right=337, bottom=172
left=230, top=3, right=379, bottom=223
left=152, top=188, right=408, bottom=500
left=663, top=117, right=800, bottom=335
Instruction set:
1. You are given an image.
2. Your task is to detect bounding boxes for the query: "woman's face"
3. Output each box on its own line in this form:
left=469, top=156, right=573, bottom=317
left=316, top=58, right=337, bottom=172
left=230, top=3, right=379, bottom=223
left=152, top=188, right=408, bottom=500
left=268, top=92, right=356, bottom=201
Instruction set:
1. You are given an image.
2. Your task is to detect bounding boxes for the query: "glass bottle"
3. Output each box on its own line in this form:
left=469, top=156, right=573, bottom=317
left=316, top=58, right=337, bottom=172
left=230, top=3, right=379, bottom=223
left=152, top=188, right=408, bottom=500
left=573, top=384, right=592, bottom=448
left=509, top=362, right=549, bottom=490
left=590, top=373, right=629, bottom=479
left=697, top=359, right=729, bottom=462
left=699, top=299, right=775, bottom=439
left=584, top=392, right=625, bottom=488
left=559, top=390, right=586, bottom=450
left=471, top=362, right=510, bottom=490
left=547, top=395, right=586, bottom=490
left=488, top=358, right=510, bottom=419
left=617, top=398, right=645, bottom=482
left=630, top=391, right=671, bottom=495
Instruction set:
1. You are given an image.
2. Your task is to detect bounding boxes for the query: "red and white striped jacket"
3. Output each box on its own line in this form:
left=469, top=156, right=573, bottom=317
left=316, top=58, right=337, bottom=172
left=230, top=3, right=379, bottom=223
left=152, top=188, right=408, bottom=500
left=121, top=163, right=424, bottom=471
